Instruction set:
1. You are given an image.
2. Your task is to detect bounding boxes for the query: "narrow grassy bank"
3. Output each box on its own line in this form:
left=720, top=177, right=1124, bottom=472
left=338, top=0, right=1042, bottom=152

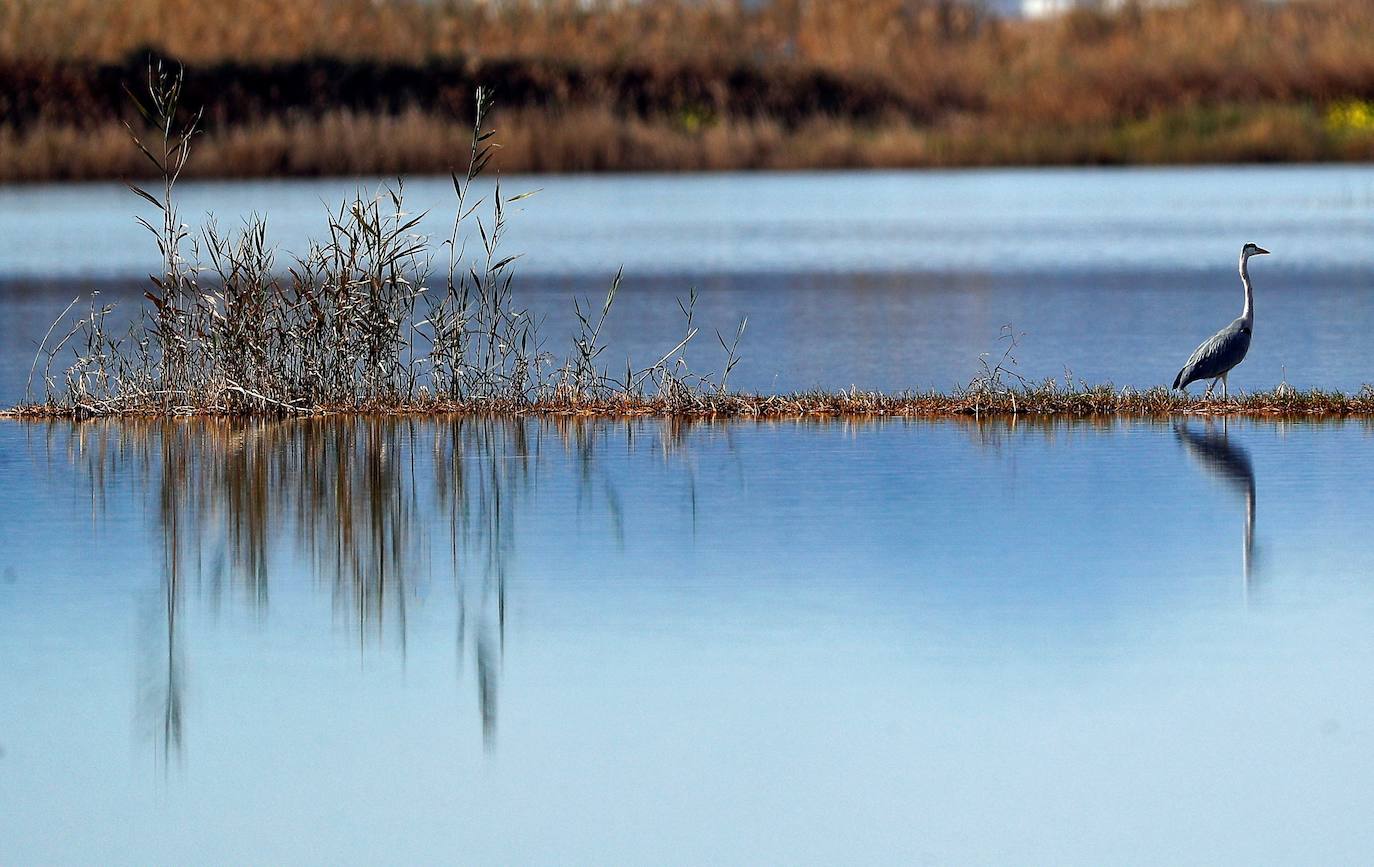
left=10, top=385, right=1374, bottom=422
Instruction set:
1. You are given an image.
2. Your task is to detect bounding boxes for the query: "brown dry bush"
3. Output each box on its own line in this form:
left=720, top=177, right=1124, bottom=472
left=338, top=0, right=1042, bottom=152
left=7, top=1, right=1374, bottom=177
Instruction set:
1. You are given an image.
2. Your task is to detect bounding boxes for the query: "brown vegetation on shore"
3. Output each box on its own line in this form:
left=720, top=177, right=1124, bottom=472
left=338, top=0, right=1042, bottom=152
left=5, top=0, right=1374, bottom=179
left=4, top=102, right=1361, bottom=183
left=12, top=384, right=1374, bottom=422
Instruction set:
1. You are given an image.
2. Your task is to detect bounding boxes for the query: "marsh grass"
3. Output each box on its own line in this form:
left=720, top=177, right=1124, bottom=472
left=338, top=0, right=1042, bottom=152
left=16, top=379, right=1374, bottom=420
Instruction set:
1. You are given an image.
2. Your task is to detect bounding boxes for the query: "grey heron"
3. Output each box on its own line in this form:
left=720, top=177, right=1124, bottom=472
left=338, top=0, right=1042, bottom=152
left=1172, top=242, right=1270, bottom=398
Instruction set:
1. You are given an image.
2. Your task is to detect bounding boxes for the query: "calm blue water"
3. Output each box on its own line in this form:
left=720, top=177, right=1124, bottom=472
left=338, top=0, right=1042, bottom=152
left=4, top=167, right=1374, bottom=401
left=7, top=166, right=1374, bottom=277
left=3, top=416, right=1374, bottom=863
left=6, top=167, right=1374, bottom=864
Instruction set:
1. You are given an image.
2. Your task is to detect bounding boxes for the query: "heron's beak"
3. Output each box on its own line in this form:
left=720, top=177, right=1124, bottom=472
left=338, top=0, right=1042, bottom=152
left=1255, top=247, right=1271, bottom=255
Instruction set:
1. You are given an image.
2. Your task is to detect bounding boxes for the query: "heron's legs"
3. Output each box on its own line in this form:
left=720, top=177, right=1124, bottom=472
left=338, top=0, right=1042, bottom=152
left=1222, top=372, right=1229, bottom=399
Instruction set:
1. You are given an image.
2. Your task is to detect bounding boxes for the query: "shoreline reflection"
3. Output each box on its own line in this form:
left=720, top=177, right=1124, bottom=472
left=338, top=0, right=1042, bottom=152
left=27, top=412, right=1288, bottom=775
left=52, top=416, right=690, bottom=759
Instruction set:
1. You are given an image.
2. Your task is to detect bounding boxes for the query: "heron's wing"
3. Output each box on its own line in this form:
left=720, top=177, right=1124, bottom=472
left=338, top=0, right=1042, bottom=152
left=1175, top=319, right=1250, bottom=388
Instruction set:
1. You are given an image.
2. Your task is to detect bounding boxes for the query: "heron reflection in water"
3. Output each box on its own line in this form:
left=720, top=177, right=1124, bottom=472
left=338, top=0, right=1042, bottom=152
left=1174, top=421, right=1256, bottom=600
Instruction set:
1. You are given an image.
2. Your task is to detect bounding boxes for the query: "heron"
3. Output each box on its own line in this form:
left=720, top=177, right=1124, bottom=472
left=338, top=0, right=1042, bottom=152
left=1172, top=242, right=1270, bottom=398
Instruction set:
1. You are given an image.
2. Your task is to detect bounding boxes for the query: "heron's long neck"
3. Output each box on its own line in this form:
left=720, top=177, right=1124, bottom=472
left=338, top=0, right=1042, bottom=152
left=1239, top=255, right=1254, bottom=326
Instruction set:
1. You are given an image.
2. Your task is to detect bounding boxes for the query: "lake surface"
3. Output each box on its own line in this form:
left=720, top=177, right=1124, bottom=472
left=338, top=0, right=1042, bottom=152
left=4, top=166, right=1374, bottom=401
left=4, top=415, right=1374, bottom=863
left=6, top=167, right=1374, bottom=863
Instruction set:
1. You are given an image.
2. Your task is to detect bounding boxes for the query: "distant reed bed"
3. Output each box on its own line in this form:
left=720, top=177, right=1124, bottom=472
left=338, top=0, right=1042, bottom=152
left=6, top=0, right=1374, bottom=179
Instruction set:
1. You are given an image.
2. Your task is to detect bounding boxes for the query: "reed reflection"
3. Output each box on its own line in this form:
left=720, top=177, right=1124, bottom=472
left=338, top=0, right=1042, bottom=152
left=138, top=576, right=183, bottom=769
left=1174, top=420, right=1256, bottom=599
left=53, top=415, right=677, bottom=760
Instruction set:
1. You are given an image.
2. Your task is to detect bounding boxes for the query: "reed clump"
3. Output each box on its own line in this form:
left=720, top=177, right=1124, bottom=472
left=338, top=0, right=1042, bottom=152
left=9, top=67, right=754, bottom=420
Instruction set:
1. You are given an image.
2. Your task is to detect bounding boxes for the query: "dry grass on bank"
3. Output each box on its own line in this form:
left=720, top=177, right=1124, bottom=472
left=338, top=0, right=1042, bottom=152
left=8, top=1, right=1374, bottom=178
left=11, top=383, right=1374, bottom=422
left=0, top=109, right=919, bottom=182
left=7, top=100, right=1374, bottom=183
left=10, top=0, right=1374, bottom=117
left=0, top=0, right=995, bottom=69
